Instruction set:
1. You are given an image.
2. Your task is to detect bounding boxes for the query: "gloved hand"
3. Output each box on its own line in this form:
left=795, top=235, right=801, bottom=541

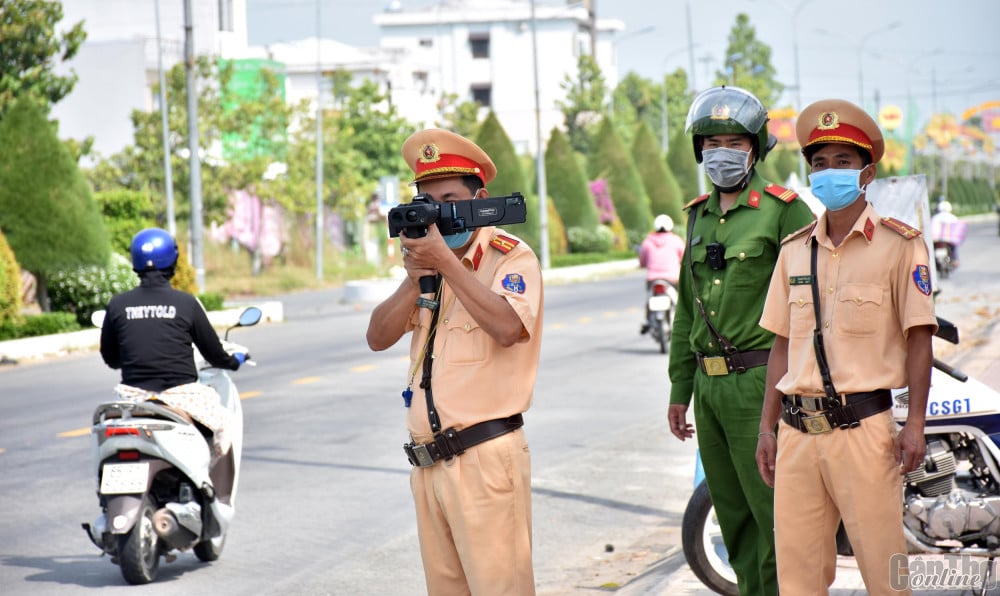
left=233, top=352, right=248, bottom=368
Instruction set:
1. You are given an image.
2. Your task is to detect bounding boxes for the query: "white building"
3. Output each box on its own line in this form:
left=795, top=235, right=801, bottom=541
left=374, top=0, right=624, bottom=154
left=51, top=0, right=249, bottom=159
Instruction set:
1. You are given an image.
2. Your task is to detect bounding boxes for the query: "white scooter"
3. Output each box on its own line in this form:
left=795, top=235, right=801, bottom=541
left=82, top=306, right=261, bottom=585
left=645, top=279, right=677, bottom=354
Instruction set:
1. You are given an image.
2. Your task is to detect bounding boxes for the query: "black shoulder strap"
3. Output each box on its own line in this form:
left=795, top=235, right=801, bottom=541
left=685, top=203, right=739, bottom=355
left=810, top=239, right=840, bottom=405
left=418, top=276, right=443, bottom=432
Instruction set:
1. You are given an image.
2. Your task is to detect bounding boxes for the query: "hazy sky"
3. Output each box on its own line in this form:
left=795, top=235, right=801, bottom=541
left=246, top=0, right=1000, bottom=126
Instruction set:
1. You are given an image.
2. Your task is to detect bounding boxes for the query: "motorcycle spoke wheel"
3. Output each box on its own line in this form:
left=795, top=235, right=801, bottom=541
left=117, top=496, right=161, bottom=585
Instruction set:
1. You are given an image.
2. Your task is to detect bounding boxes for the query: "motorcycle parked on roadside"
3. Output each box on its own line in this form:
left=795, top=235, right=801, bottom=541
left=934, top=240, right=957, bottom=279
left=645, top=279, right=677, bottom=354
left=682, top=317, right=1000, bottom=596
left=82, top=306, right=261, bottom=585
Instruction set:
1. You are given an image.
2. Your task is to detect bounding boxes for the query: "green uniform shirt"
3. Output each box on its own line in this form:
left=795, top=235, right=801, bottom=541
left=668, top=173, right=815, bottom=407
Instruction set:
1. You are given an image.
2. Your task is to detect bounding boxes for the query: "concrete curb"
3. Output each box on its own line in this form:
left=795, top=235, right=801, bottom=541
left=0, top=301, right=284, bottom=362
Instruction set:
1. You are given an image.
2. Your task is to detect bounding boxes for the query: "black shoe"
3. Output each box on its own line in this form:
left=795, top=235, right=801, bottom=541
left=640, top=323, right=650, bottom=335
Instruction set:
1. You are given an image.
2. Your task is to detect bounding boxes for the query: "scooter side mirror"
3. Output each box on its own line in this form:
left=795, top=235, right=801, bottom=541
left=237, top=306, right=263, bottom=328
left=91, top=310, right=106, bottom=328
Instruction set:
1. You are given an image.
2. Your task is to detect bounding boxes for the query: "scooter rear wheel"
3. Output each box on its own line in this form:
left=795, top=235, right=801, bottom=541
left=118, top=495, right=161, bottom=584
left=681, top=480, right=739, bottom=595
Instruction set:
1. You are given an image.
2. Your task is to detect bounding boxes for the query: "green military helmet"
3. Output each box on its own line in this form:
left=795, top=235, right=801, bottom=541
left=685, top=85, right=770, bottom=164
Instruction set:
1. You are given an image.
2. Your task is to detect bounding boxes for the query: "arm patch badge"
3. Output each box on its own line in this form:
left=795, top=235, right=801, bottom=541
left=502, top=273, right=526, bottom=294
left=913, top=264, right=932, bottom=296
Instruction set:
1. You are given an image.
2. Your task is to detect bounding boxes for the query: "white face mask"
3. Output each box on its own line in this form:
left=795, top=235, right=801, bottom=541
left=702, top=147, right=752, bottom=189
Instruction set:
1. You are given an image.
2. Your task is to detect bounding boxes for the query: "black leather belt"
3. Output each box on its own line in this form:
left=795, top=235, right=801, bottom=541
left=404, top=414, right=524, bottom=468
left=695, top=349, right=770, bottom=376
left=781, top=390, right=892, bottom=434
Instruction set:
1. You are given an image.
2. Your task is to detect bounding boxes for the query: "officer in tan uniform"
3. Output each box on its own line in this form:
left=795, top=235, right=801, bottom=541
left=755, top=99, right=937, bottom=595
left=366, top=129, right=543, bottom=595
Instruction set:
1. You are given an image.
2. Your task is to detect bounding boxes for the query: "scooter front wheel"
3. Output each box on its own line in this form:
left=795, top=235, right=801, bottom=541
left=117, top=495, right=161, bottom=584
left=681, top=480, right=739, bottom=595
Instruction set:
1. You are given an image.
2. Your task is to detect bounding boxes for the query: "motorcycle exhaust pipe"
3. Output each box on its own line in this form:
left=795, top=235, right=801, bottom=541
left=152, top=508, right=197, bottom=550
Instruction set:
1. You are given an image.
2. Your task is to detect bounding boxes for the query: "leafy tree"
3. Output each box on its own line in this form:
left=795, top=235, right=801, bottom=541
left=588, top=117, right=653, bottom=241
left=667, top=125, right=702, bottom=202
left=0, top=227, right=23, bottom=326
left=544, top=127, right=600, bottom=230
left=87, top=58, right=294, bottom=223
left=0, top=98, right=110, bottom=306
left=333, top=78, right=412, bottom=187
left=631, top=122, right=685, bottom=229
left=0, top=0, right=86, bottom=115
left=93, top=190, right=157, bottom=254
left=475, top=112, right=540, bottom=249
left=713, top=14, right=783, bottom=108
left=436, top=92, right=483, bottom=139
left=557, top=54, right=608, bottom=155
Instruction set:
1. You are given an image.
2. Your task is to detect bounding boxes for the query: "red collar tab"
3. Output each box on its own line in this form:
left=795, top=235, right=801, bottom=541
left=489, top=234, right=519, bottom=254
left=880, top=217, right=922, bottom=239
left=683, top=193, right=711, bottom=210
left=748, top=190, right=761, bottom=208
left=764, top=184, right=798, bottom=203
left=472, top=243, right=484, bottom=270
left=863, top=217, right=875, bottom=241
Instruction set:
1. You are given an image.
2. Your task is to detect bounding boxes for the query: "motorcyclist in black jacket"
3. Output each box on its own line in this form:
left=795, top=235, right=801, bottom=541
left=99, top=228, right=245, bottom=459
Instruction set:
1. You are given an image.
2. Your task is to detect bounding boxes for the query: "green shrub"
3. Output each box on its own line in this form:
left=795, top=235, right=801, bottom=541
left=47, top=253, right=138, bottom=325
left=198, top=292, right=225, bottom=312
left=0, top=227, right=22, bottom=326
left=0, top=312, right=80, bottom=340
left=567, top=226, right=615, bottom=254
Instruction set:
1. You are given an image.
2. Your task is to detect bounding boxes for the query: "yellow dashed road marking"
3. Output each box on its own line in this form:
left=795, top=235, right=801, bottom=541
left=58, top=427, right=91, bottom=438
left=548, top=323, right=566, bottom=330
left=351, top=364, right=376, bottom=373
left=602, top=311, right=618, bottom=318
left=240, top=390, right=262, bottom=400
left=0, top=447, right=6, bottom=454
left=293, top=376, right=321, bottom=385
left=577, top=316, right=593, bottom=324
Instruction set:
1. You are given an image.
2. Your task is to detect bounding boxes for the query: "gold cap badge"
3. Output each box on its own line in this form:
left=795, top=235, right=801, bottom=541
left=818, top=111, right=840, bottom=130
left=419, top=143, right=440, bottom=163
left=710, top=104, right=731, bottom=120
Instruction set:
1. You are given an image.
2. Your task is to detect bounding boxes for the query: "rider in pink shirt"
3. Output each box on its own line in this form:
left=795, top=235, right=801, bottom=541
left=639, top=214, right=685, bottom=285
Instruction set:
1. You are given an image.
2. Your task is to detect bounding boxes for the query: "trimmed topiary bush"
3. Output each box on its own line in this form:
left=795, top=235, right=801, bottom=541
left=0, top=227, right=23, bottom=326
left=0, top=312, right=80, bottom=340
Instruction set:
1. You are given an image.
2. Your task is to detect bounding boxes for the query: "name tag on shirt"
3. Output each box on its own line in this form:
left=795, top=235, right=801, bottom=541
left=789, top=275, right=814, bottom=286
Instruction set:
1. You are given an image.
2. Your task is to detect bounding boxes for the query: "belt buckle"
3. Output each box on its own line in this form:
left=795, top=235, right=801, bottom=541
left=801, top=414, right=833, bottom=434
left=799, top=396, right=826, bottom=411
left=702, top=356, right=729, bottom=376
left=405, top=443, right=436, bottom=467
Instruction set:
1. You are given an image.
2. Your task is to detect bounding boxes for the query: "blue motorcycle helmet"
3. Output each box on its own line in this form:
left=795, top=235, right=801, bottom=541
left=130, top=227, right=179, bottom=272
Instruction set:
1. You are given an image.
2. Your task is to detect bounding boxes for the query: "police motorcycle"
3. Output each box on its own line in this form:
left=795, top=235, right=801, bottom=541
left=681, top=317, right=1000, bottom=596
left=82, top=306, right=261, bottom=585
left=645, top=279, right=677, bottom=354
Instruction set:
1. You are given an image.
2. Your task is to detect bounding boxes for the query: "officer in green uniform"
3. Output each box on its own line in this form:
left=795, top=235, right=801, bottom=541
left=667, top=86, right=815, bottom=595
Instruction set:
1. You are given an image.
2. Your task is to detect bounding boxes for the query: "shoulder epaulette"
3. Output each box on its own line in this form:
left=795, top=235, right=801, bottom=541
left=880, top=217, right=922, bottom=239
left=781, top=222, right=816, bottom=245
left=489, top=233, right=519, bottom=254
left=763, top=183, right=798, bottom=203
left=683, top=193, right=710, bottom=210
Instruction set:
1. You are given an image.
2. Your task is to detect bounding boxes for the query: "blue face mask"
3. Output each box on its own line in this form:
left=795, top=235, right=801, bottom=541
left=808, top=167, right=866, bottom=211
left=444, top=229, right=473, bottom=249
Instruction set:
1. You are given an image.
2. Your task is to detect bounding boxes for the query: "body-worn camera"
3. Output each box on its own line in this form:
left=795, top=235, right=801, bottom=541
left=387, top=192, right=527, bottom=238
left=705, top=242, right=726, bottom=270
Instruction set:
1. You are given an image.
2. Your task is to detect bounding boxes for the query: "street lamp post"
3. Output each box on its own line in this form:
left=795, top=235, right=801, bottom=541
left=315, top=0, right=324, bottom=281
left=182, top=0, right=205, bottom=292
left=529, top=0, right=549, bottom=270
left=153, top=0, right=175, bottom=238
left=858, top=21, right=902, bottom=109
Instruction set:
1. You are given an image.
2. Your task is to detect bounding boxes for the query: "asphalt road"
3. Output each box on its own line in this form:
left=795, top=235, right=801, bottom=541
left=0, top=267, right=697, bottom=595
left=1, top=219, right=996, bottom=596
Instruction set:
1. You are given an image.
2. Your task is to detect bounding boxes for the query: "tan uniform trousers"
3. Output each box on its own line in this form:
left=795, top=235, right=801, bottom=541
left=775, top=410, right=910, bottom=596
left=410, top=428, right=534, bottom=596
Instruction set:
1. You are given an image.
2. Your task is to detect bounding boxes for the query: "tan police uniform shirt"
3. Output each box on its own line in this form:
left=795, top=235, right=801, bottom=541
left=406, top=226, right=543, bottom=440
left=760, top=201, right=937, bottom=397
